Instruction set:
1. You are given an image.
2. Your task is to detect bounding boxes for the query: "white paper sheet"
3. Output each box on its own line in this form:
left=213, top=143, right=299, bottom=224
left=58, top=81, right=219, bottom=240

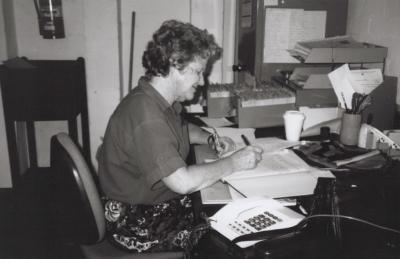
left=299, top=106, right=342, bottom=130
left=328, top=64, right=354, bottom=109
left=223, top=149, right=310, bottom=181
left=263, top=8, right=299, bottom=63
left=328, top=64, right=383, bottom=110
left=197, top=117, right=234, bottom=128
left=185, top=104, right=204, bottom=113
left=348, top=68, right=383, bottom=94
left=263, top=8, right=326, bottom=63
left=250, top=137, right=300, bottom=153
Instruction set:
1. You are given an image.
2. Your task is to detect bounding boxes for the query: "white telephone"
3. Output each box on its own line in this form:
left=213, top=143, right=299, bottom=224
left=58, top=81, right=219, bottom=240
left=210, top=197, right=305, bottom=248
left=358, top=124, right=400, bottom=150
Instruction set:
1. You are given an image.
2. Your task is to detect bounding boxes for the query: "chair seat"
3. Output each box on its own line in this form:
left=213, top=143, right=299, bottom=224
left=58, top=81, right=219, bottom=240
left=81, top=240, right=185, bottom=259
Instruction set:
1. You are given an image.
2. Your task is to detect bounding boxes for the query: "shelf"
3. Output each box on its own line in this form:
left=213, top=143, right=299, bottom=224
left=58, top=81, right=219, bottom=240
left=291, top=43, right=387, bottom=64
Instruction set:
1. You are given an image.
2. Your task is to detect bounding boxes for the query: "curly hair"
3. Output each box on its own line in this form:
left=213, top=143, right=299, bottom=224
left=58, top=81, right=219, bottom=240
left=142, top=20, right=222, bottom=78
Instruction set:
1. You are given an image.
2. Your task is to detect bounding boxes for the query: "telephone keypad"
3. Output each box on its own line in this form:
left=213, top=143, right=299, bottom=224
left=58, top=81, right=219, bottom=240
left=228, top=221, right=253, bottom=235
left=229, top=210, right=283, bottom=234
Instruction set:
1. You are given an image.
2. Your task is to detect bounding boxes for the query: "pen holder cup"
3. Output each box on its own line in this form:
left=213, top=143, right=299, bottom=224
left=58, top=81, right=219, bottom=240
left=340, top=113, right=362, bottom=146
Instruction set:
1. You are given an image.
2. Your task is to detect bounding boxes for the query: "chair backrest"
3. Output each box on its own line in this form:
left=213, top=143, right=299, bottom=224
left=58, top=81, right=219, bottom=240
left=50, top=132, right=105, bottom=245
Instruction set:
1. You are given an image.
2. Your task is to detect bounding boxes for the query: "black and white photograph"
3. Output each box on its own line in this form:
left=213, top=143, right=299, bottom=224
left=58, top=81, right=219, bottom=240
left=0, top=0, right=400, bottom=258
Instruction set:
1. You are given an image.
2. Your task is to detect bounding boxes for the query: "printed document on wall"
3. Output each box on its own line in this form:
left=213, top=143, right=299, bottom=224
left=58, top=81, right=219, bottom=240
left=263, top=8, right=326, bottom=63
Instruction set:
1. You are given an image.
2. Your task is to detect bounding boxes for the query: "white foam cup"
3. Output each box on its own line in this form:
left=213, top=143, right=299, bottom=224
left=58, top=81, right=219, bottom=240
left=283, top=111, right=306, bottom=141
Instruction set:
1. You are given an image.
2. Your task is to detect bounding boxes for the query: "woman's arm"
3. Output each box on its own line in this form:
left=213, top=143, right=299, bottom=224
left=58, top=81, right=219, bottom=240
left=162, top=146, right=263, bottom=194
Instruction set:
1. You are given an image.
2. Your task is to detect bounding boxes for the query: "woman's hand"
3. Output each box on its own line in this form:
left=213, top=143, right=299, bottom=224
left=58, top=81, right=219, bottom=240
left=215, top=136, right=236, bottom=155
left=229, top=146, right=263, bottom=171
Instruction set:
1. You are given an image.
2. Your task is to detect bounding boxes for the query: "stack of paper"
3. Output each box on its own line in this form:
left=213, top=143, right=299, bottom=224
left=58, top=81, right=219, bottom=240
left=289, top=35, right=363, bottom=61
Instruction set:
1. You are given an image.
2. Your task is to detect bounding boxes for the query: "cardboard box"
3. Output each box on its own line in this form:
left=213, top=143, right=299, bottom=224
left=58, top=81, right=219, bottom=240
left=237, top=100, right=296, bottom=128
left=235, top=85, right=296, bottom=128
left=289, top=67, right=338, bottom=107
left=304, top=46, right=387, bottom=63
left=206, top=90, right=236, bottom=118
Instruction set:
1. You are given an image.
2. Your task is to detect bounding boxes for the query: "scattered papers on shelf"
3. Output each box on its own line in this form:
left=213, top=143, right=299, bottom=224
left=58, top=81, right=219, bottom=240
left=289, top=35, right=363, bottom=61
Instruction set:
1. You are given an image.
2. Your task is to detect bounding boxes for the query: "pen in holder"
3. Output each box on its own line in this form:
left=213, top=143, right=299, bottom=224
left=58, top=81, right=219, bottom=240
left=339, top=92, right=371, bottom=146
left=340, top=112, right=362, bottom=146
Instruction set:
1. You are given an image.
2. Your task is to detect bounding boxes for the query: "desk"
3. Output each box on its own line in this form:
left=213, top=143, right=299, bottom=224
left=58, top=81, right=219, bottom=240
left=191, top=141, right=400, bottom=259
left=0, top=58, right=90, bottom=186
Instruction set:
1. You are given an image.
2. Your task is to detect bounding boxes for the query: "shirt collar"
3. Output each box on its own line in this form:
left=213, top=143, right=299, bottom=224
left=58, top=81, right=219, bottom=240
left=138, top=77, right=182, bottom=114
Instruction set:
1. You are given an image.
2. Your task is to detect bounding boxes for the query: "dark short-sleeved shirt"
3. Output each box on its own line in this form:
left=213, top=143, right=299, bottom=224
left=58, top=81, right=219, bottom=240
left=98, top=77, right=190, bottom=205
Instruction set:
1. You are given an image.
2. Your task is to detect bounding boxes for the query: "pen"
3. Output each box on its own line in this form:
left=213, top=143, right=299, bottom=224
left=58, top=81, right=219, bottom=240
left=341, top=92, right=349, bottom=113
left=241, top=134, right=251, bottom=146
left=224, top=180, right=247, bottom=198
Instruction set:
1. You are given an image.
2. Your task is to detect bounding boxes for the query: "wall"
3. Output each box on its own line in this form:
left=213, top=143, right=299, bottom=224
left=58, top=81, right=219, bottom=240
left=119, top=0, right=190, bottom=96
left=82, top=0, right=120, bottom=169
left=119, top=0, right=233, bottom=96
left=221, top=0, right=237, bottom=84
left=8, top=1, right=395, bottom=187
left=347, top=0, right=400, bottom=107
left=190, top=0, right=236, bottom=84
left=0, top=0, right=120, bottom=181
left=0, top=0, right=206, bottom=184
left=3, top=0, right=83, bottom=169
left=191, top=0, right=224, bottom=83
left=0, top=0, right=12, bottom=187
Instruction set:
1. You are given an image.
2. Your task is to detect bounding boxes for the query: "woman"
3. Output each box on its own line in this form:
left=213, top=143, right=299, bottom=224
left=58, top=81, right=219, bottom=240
left=98, top=20, right=263, bottom=254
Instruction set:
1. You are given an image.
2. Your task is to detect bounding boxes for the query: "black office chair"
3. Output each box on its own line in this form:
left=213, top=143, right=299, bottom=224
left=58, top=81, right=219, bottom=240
left=50, top=132, right=185, bottom=259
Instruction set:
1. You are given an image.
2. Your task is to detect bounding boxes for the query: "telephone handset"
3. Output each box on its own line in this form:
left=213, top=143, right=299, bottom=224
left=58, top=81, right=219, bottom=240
left=210, top=197, right=305, bottom=248
left=358, top=123, right=400, bottom=149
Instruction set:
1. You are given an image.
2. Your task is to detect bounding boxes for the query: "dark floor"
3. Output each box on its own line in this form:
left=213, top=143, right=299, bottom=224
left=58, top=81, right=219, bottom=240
left=0, top=170, right=84, bottom=259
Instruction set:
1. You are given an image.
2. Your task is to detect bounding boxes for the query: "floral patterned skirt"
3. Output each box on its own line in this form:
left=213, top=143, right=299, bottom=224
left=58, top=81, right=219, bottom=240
left=103, top=195, right=210, bottom=253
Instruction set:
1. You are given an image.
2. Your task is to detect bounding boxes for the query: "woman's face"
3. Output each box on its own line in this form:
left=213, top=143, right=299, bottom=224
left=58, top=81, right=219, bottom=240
left=173, top=58, right=206, bottom=102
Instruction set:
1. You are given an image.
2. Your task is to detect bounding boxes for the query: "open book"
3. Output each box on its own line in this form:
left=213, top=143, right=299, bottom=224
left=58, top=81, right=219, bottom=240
left=200, top=138, right=334, bottom=202
left=200, top=138, right=304, bottom=204
left=222, top=149, right=334, bottom=199
left=222, top=149, right=310, bottom=181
